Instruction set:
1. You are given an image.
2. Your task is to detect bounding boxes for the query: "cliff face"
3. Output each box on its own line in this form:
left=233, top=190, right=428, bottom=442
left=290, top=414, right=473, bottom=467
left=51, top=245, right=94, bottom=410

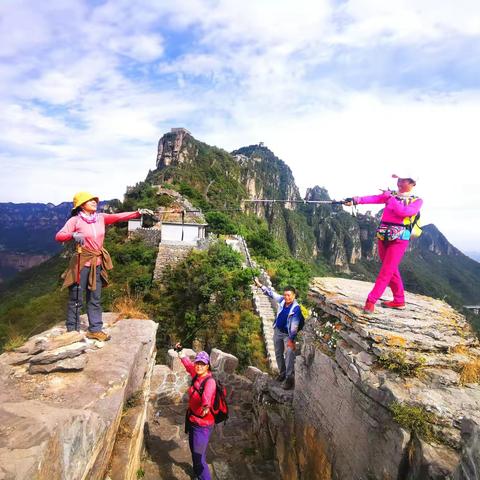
left=252, top=278, right=480, bottom=479
left=0, top=313, right=158, bottom=480
left=148, top=129, right=480, bottom=306
left=156, top=128, right=197, bottom=168
left=414, top=224, right=463, bottom=257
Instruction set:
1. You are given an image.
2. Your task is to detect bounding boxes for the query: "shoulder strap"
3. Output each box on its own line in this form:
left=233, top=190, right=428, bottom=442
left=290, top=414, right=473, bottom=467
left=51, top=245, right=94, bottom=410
left=192, top=375, right=215, bottom=397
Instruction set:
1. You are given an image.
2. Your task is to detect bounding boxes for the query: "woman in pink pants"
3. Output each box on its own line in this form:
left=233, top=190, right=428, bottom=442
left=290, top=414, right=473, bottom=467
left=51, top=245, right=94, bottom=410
left=349, top=175, right=423, bottom=314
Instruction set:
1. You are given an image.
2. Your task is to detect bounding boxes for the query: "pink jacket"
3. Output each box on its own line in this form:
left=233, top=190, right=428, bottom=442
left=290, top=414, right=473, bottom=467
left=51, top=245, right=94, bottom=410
left=55, top=212, right=140, bottom=264
left=181, top=356, right=216, bottom=427
left=355, top=192, right=423, bottom=225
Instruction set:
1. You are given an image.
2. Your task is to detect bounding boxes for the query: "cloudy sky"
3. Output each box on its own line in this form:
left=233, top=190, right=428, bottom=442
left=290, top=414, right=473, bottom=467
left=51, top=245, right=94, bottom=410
left=1, top=0, right=479, bottom=252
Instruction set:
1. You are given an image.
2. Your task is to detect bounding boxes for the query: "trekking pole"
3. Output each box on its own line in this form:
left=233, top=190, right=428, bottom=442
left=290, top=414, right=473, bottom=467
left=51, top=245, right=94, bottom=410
left=75, top=245, right=82, bottom=332
left=242, top=199, right=347, bottom=205
left=173, top=315, right=223, bottom=351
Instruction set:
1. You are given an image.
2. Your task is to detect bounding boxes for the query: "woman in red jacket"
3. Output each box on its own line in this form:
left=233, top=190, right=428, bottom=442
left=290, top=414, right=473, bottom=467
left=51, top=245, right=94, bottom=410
left=176, top=345, right=216, bottom=480
left=55, top=191, right=150, bottom=341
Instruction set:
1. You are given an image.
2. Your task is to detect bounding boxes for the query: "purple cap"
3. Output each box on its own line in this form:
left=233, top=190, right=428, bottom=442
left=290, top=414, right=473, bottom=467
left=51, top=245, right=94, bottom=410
left=194, top=351, right=210, bottom=365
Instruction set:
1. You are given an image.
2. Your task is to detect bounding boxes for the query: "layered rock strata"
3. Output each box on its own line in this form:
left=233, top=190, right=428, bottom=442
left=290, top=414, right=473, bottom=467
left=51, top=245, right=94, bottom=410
left=252, top=277, right=480, bottom=479
left=0, top=314, right=158, bottom=480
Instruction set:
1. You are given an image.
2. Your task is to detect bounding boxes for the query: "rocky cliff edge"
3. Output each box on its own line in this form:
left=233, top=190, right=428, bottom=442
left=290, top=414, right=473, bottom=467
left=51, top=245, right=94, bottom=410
left=0, top=314, right=158, bottom=480
left=253, top=277, right=480, bottom=479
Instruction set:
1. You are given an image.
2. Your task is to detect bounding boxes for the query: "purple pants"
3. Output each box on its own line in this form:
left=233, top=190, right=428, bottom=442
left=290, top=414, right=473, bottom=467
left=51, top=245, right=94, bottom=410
left=367, top=239, right=409, bottom=304
left=189, top=423, right=213, bottom=480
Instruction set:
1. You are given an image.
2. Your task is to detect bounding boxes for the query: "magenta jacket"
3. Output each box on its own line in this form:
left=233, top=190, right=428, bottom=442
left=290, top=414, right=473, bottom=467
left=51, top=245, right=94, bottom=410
left=181, top=356, right=216, bottom=427
left=55, top=212, right=140, bottom=264
left=354, top=192, right=423, bottom=225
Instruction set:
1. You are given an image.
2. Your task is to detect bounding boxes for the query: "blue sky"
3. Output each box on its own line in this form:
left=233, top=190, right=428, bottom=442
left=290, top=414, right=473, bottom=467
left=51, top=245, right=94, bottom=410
left=1, top=0, right=479, bottom=251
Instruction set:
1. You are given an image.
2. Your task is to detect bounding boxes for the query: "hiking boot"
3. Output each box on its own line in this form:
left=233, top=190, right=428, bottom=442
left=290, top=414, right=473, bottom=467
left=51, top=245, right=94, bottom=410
left=276, top=373, right=286, bottom=382
left=363, top=301, right=375, bottom=314
left=381, top=300, right=406, bottom=310
left=86, top=331, right=111, bottom=342
left=282, top=376, right=294, bottom=390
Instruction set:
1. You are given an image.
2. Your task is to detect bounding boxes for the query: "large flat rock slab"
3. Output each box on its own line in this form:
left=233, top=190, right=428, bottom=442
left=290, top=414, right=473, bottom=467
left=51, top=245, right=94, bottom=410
left=0, top=316, right=158, bottom=480
left=303, top=277, right=480, bottom=479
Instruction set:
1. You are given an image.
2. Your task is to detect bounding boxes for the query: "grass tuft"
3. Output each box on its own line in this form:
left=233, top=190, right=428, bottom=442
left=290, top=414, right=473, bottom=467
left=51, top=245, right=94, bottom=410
left=459, top=358, right=480, bottom=385
left=112, top=296, right=149, bottom=320
left=3, top=334, right=27, bottom=352
left=378, top=349, right=426, bottom=377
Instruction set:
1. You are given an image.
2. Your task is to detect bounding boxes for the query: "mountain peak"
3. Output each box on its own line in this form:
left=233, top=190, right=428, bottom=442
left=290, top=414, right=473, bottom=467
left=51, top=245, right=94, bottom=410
left=156, top=127, right=194, bottom=169
left=305, top=186, right=331, bottom=202
left=416, top=224, right=462, bottom=256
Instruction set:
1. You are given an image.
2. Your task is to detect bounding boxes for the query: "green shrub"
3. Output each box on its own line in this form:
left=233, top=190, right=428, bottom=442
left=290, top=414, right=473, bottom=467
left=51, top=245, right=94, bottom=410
left=390, top=402, right=437, bottom=442
left=205, top=211, right=238, bottom=235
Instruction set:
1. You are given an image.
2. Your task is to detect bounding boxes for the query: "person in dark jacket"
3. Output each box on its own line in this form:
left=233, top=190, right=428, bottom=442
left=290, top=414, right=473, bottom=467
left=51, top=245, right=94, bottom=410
left=254, top=279, right=302, bottom=390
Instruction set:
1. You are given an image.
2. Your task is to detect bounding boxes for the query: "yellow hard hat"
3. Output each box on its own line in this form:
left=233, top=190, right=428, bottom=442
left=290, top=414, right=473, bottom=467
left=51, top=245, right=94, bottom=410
left=73, top=191, right=99, bottom=209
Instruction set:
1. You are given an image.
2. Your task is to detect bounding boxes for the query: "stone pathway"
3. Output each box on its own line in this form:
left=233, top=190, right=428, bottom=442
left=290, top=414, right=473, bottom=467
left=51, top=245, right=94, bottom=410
left=227, top=235, right=279, bottom=372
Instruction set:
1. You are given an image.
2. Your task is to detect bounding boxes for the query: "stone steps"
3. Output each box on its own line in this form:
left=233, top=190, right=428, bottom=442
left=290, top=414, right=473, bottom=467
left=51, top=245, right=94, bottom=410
left=224, top=235, right=279, bottom=372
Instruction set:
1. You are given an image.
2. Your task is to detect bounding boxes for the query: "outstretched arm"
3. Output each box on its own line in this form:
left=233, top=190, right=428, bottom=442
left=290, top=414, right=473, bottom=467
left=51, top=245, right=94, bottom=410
left=177, top=346, right=196, bottom=377
left=354, top=191, right=392, bottom=205
left=255, top=278, right=284, bottom=303
left=55, top=217, right=78, bottom=242
left=261, top=286, right=284, bottom=304
left=102, top=211, right=141, bottom=225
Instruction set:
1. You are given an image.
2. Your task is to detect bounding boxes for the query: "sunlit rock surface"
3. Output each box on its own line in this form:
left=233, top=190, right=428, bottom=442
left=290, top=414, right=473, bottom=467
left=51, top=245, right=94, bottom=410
left=0, top=315, right=157, bottom=480
left=253, top=277, right=480, bottom=480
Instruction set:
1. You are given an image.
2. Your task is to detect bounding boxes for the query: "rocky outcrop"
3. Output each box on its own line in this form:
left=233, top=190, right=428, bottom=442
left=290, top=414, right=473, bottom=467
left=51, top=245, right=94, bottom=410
left=0, top=314, right=158, bottom=480
left=252, top=278, right=480, bottom=479
left=156, top=128, right=197, bottom=168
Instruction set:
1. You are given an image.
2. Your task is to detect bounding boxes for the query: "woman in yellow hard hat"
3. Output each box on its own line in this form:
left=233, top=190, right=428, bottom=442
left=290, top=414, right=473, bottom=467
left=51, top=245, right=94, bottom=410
left=55, top=192, right=153, bottom=341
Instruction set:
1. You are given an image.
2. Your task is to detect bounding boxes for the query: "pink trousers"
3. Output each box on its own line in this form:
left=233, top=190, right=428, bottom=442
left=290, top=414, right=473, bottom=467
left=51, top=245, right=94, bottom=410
left=367, top=239, right=409, bottom=304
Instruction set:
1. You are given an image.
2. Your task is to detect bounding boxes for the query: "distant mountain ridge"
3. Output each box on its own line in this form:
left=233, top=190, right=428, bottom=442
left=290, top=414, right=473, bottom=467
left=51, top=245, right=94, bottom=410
left=151, top=130, right=480, bottom=307
left=1, top=130, right=479, bottom=308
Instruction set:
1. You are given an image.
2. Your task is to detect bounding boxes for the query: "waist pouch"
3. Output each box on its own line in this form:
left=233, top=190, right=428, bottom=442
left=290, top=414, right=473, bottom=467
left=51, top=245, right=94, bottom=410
left=376, top=224, right=410, bottom=241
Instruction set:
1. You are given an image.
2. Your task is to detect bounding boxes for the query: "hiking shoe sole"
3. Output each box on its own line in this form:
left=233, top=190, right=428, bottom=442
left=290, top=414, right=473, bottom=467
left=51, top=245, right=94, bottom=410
left=381, top=303, right=406, bottom=310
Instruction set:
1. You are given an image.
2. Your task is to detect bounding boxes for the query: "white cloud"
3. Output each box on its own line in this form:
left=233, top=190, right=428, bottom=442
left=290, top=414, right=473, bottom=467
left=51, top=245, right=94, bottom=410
left=333, top=0, right=480, bottom=46
left=0, top=0, right=479, bottom=252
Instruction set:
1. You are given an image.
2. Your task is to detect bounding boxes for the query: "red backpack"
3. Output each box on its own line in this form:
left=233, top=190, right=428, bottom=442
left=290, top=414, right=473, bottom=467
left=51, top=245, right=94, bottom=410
left=192, top=375, right=229, bottom=424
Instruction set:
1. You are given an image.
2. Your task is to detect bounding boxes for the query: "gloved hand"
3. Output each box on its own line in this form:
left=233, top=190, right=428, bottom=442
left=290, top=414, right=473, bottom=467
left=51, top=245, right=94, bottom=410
left=343, top=197, right=357, bottom=206
left=72, top=232, right=85, bottom=246
left=138, top=208, right=155, bottom=216
left=287, top=339, right=296, bottom=351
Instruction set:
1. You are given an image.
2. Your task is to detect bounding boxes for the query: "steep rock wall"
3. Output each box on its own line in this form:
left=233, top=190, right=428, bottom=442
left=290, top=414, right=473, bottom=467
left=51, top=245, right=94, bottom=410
left=0, top=315, right=158, bottom=480
left=252, top=278, right=480, bottom=479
